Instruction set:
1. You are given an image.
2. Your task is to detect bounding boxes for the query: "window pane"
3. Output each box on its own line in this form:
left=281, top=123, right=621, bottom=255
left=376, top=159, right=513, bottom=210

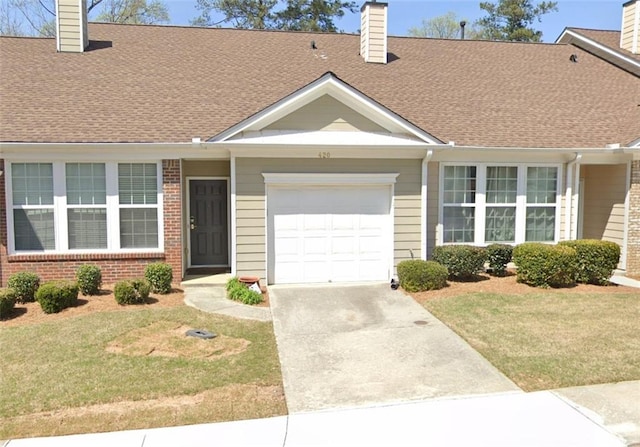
left=443, top=166, right=476, bottom=204
left=13, top=209, right=55, bottom=250
left=66, top=163, right=106, bottom=205
left=485, top=207, right=516, bottom=242
left=527, top=167, right=557, bottom=204
left=11, top=163, right=53, bottom=206
left=68, top=209, right=107, bottom=249
left=120, top=208, right=158, bottom=248
left=118, top=163, right=157, bottom=205
left=486, top=166, right=517, bottom=204
left=526, top=206, right=556, bottom=242
left=443, top=207, right=475, bottom=243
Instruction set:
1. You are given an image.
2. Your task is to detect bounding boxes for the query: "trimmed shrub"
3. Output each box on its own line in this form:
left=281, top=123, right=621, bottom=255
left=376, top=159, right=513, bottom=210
left=76, top=264, right=102, bottom=296
left=226, top=277, right=263, bottom=305
left=432, top=245, right=487, bottom=280
left=485, top=244, right=513, bottom=277
left=114, top=279, right=151, bottom=305
left=0, top=288, right=17, bottom=319
left=559, top=240, right=620, bottom=285
left=144, top=262, right=173, bottom=294
left=35, top=281, right=79, bottom=314
left=397, top=260, right=448, bottom=292
left=8, top=272, right=40, bottom=303
left=512, top=243, right=578, bottom=288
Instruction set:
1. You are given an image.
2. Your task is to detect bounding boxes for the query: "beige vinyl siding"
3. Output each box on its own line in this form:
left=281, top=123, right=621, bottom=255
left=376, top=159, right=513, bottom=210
left=264, top=95, right=386, bottom=133
left=581, top=164, right=627, bottom=248
left=235, top=158, right=422, bottom=280
left=57, top=0, right=87, bottom=52
left=621, top=1, right=638, bottom=52
left=360, top=3, right=386, bottom=64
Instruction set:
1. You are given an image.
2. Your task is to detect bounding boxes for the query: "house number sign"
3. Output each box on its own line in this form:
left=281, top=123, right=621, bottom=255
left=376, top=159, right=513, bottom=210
left=318, top=152, right=331, bottom=159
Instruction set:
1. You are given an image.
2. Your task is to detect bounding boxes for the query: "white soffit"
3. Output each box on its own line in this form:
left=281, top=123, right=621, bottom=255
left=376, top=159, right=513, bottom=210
left=210, top=72, right=442, bottom=145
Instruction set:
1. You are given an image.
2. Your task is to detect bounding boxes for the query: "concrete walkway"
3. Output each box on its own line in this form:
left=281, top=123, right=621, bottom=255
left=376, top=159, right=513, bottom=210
left=182, top=281, right=272, bottom=322
left=269, top=283, right=521, bottom=413
left=3, top=390, right=629, bottom=446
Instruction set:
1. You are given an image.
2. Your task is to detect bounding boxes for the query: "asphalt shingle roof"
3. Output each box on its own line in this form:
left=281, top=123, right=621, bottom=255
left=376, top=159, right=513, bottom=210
left=1, top=23, right=638, bottom=147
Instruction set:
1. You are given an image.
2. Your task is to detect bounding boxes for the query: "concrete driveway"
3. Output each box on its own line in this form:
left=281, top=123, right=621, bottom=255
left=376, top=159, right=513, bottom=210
left=269, top=283, right=521, bottom=413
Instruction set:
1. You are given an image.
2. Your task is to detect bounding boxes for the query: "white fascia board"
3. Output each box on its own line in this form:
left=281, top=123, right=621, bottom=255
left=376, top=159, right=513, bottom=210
left=227, top=146, right=427, bottom=159
left=224, top=130, right=427, bottom=146
left=0, top=142, right=230, bottom=160
left=210, top=72, right=442, bottom=145
left=556, top=29, right=640, bottom=69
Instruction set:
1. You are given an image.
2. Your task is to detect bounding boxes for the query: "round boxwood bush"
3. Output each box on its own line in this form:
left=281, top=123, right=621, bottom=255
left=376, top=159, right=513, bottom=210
left=0, top=288, right=17, bottom=319
left=558, top=240, right=620, bottom=285
left=7, top=271, right=40, bottom=303
left=76, top=264, right=102, bottom=296
left=513, top=243, right=578, bottom=288
left=35, top=281, right=79, bottom=314
left=485, top=244, right=513, bottom=277
left=397, top=260, right=448, bottom=292
left=226, top=277, right=263, bottom=305
left=144, top=262, right=173, bottom=294
left=114, top=279, right=151, bottom=305
left=432, top=245, right=487, bottom=280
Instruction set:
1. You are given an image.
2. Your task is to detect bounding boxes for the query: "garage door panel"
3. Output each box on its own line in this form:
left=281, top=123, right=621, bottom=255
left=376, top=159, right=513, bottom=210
left=270, top=185, right=391, bottom=284
left=303, top=214, right=328, bottom=230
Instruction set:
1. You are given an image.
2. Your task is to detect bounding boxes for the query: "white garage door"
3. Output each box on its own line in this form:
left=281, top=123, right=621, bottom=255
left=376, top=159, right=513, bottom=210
left=268, top=185, right=392, bottom=284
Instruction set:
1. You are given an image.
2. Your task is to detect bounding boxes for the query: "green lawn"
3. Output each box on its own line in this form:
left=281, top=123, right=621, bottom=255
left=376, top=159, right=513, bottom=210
left=0, top=306, right=286, bottom=439
left=421, top=290, right=640, bottom=391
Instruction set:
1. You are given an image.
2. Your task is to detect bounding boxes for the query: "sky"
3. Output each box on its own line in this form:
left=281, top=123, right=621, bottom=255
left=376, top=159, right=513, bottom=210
left=161, top=0, right=624, bottom=43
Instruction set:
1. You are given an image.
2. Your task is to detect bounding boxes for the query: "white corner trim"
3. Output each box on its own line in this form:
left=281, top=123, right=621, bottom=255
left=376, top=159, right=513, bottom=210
left=421, top=150, right=433, bottom=260
left=230, top=156, right=237, bottom=276
left=262, top=173, right=399, bottom=185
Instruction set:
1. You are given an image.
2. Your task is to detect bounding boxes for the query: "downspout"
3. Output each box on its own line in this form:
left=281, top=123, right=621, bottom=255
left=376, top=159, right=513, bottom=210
left=564, top=153, right=582, bottom=240
left=421, top=149, right=434, bottom=260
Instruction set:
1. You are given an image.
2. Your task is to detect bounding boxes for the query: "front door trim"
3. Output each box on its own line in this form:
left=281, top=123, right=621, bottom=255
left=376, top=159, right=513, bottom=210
left=186, top=176, right=231, bottom=268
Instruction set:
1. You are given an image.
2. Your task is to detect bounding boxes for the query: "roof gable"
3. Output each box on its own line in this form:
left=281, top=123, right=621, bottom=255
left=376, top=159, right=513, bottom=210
left=556, top=28, right=640, bottom=76
left=212, top=72, right=441, bottom=145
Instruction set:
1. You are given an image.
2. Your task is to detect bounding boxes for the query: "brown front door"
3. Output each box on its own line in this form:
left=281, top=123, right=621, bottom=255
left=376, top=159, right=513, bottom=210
left=189, top=179, right=228, bottom=266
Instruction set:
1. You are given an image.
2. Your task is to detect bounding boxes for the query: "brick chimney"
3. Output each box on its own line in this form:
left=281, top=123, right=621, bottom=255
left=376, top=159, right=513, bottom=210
left=360, top=1, right=388, bottom=64
left=621, top=0, right=639, bottom=54
left=56, top=0, right=89, bottom=53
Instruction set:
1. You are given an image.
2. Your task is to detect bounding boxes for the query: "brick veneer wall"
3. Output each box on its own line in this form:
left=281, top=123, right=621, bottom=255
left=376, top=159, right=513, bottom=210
left=0, top=159, right=183, bottom=286
left=627, top=160, right=640, bottom=276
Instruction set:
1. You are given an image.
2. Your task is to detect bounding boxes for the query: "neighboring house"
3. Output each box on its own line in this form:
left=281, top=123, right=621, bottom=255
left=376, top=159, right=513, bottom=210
left=0, top=1, right=638, bottom=286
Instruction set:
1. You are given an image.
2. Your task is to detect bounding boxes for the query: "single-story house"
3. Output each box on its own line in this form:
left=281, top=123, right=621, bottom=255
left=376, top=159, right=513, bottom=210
left=1, top=1, right=638, bottom=286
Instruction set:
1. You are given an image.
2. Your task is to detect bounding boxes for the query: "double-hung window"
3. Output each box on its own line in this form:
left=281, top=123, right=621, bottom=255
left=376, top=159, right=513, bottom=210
left=11, top=163, right=55, bottom=251
left=440, top=164, right=560, bottom=245
left=8, top=161, right=162, bottom=253
left=66, top=163, right=108, bottom=249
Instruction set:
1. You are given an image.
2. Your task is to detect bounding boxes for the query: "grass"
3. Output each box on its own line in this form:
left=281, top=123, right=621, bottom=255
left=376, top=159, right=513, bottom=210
left=421, top=290, right=640, bottom=391
left=0, top=306, right=286, bottom=439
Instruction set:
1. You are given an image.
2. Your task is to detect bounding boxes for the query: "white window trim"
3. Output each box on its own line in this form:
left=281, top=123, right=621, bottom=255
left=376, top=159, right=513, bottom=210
left=6, top=161, right=164, bottom=255
left=438, top=162, right=563, bottom=246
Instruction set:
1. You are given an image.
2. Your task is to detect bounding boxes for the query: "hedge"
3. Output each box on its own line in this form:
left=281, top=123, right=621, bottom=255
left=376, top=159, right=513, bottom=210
left=35, top=281, right=79, bottom=314
left=512, top=243, right=578, bottom=288
left=397, top=260, right=448, bottom=292
left=558, top=240, right=620, bottom=285
left=432, top=245, right=487, bottom=280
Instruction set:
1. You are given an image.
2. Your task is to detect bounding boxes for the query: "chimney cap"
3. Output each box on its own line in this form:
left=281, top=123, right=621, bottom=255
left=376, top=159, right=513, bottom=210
left=360, top=1, right=388, bottom=12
